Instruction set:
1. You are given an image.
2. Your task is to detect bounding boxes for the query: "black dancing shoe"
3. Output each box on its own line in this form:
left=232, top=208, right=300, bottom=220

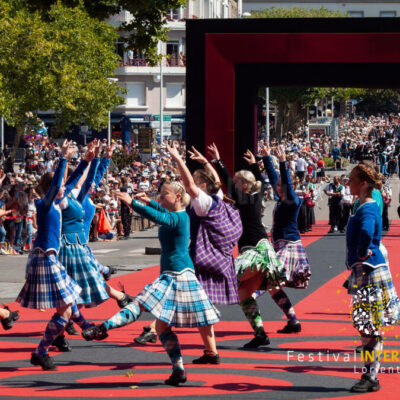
left=117, top=293, right=135, bottom=308
left=242, top=334, right=270, bottom=349
left=350, top=373, right=381, bottom=393
left=192, top=350, right=220, bottom=364
left=134, top=326, right=157, bottom=344
left=65, top=322, right=79, bottom=336
left=82, top=323, right=108, bottom=341
left=30, top=352, right=57, bottom=371
left=1, top=306, right=19, bottom=330
left=103, top=266, right=118, bottom=281
left=52, top=335, right=72, bottom=352
left=164, top=370, right=187, bottom=386
left=277, top=322, right=301, bottom=334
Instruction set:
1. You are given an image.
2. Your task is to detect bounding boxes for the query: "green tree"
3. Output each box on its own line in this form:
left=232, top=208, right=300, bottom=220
left=0, top=1, right=124, bottom=152
left=25, top=0, right=187, bottom=65
left=249, top=6, right=346, bottom=19
left=250, top=7, right=348, bottom=139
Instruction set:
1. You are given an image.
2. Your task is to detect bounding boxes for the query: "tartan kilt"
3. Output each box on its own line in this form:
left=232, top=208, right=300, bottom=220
left=348, top=263, right=400, bottom=335
left=236, top=239, right=287, bottom=291
left=83, top=244, right=105, bottom=272
left=59, top=239, right=109, bottom=307
left=273, top=239, right=311, bottom=289
left=17, top=249, right=82, bottom=309
left=196, top=263, right=239, bottom=305
left=135, top=269, right=220, bottom=328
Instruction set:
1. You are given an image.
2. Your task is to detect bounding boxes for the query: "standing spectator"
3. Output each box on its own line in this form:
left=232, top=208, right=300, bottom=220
left=295, top=154, right=307, bottom=180
left=332, top=143, right=341, bottom=170
left=293, top=176, right=307, bottom=234
left=316, top=157, right=326, bottom=183
left=119, top=177, right=132, bottom=240
left=381, top=180, right=392, bottom=231
left=324, top=176, right=344, bottom=233
left=338, top=176, right=353, bottom=233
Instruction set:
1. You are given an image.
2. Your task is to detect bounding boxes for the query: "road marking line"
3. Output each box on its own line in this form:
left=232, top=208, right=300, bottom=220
left=92, top=249, right=119, bottom=254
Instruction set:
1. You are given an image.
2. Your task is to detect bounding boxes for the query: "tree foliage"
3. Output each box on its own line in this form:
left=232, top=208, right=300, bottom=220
left=25, top=0, right=187, bottom=65
left=249, top=6, right=346, bottom=19
left=0, top=0, right=124, bottom=150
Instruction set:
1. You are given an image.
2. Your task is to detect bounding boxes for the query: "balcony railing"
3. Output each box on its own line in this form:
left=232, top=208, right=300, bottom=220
left=122, top=56, right=186, bottom=67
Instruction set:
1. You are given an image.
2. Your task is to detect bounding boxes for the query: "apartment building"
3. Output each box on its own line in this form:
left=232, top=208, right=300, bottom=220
left=110, top=1, right=239, bottom=145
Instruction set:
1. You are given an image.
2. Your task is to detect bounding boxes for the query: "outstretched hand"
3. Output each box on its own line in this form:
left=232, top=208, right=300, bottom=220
left=114, top=191, right=133, bottom=207
left=165, top=140, right=181, bottom=160
left=259, top=143, right=271, bottom=157
left=84, top=139, right=97, bottom=163
left=188, top=146, right=208, bottom=165
left=243, top=149, right=256, bottom=165
left=94, top=140, right=102, bottom=158
left=275, top=145, right=286, bottom=162
left=61, top=139, right=76, bottom=159
left=105, top=144, right=114, bottom=159
left=133, top=192, right=151, bottom=204
left=207, top=143, right=220, bottom=160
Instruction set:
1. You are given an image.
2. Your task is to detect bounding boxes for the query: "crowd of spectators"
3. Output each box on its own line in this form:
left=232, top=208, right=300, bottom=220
left=0, top=114, right=398, bottom=255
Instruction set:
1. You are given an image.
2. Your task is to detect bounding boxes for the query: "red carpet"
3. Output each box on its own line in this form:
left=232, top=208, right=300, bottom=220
left=0, top=220, right=399, bottom=399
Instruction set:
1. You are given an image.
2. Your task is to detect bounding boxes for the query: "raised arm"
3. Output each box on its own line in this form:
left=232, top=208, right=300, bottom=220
left=64, top=142, right=95, bottom=196
left=208, top=143, right=243, bottom=202
left=275, top=146, right=299, bottom=203
left=94, top=144, right=113, bottom=186
left=166, top=141, right=199, bottom=198
left=43, top=140, right=73, bottom=206
left=244, top=149, right=265, bottom=192
left=77, top=157, right=99, bottom=203
left=115, top=191, right=180, bottom=227
left=188, top=146, right=221, bottom=185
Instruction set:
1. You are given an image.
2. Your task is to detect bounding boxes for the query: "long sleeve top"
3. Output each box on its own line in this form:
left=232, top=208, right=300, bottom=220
left=214, top=159, right=267, bottom=251
left=130, top=199, right=194, bottom=274
left=264, top=156, right=301, bottom=242
left=346, top=201, right=386, bottom=269
left=80, top=157, right=111, bottom=242
left=33, top=158, right=67, bottom=252
left=57, top=160, right=89, bottom=244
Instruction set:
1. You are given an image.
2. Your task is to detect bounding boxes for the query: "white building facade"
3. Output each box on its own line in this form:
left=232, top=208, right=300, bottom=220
left=110, top=1, right=239, bottom=144
left=244, top=1, right=400, bottom=18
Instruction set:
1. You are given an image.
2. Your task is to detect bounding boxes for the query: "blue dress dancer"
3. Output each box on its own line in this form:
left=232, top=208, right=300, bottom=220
left=17, top=141, right=93, bottom=371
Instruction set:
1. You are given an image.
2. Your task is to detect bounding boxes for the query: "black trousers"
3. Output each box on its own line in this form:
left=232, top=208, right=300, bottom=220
left=297, top=201, right=308, bottom=232
left=329, top=202, right=342, bottom=228
left=121, top=206, right=132, bottom=237
left=338, top=203, right=352, bottom=231
left=382, top=204, right=389, bottom=230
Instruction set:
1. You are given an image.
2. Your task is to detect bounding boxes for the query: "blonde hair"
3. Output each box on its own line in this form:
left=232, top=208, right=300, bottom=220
left=163, top=181, right=191, bottom=207
left=193, top=169, right=221, bottom=194
left=234, top=170, right=262, bottom=194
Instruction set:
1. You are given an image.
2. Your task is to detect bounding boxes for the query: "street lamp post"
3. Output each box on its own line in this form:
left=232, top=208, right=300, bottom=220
left=0, top=116, right=4, bottom=151
left=160, top=53, right=164, bottom=144
left=107, top=78, right=118, bottom=145
left=265, top=87, right=270, bottom=144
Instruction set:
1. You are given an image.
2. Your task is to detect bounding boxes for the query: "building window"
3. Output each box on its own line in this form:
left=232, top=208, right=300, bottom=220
left=348, top=11, right=364, bottom=18
left=167, top=7, right=182, bottom=20
left=126, top=83, right=146, bottom=107
left=166, top=83, right=183, bottom=107
left=380, top=11, right=396, bottom=17
left=116, top=37, right=125, bottom=60
left=166, top=41, right=180, bottom=66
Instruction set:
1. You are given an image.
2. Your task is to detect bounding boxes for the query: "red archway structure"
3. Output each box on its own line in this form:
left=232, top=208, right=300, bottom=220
left=186, top=18, right=400, bottom=172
